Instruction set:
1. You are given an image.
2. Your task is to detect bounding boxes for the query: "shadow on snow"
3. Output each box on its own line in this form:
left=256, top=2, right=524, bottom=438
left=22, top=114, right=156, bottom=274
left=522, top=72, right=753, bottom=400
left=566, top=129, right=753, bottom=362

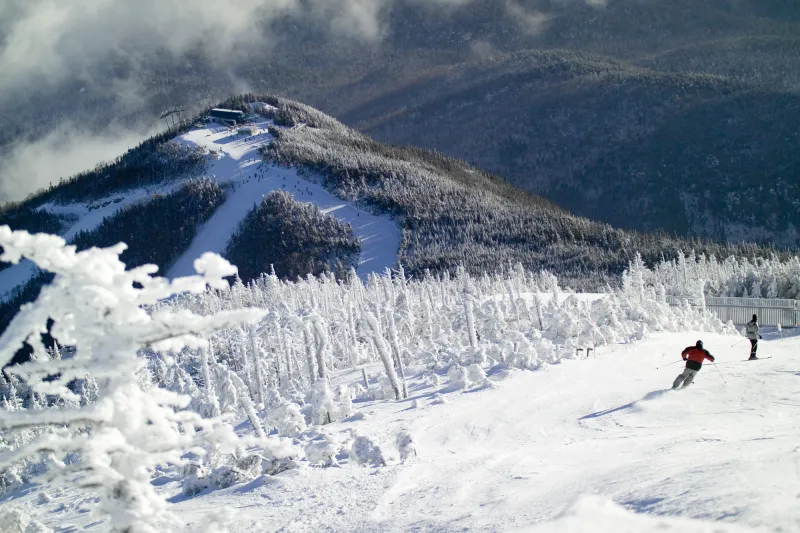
left=579, top=390, right=671, bottom=420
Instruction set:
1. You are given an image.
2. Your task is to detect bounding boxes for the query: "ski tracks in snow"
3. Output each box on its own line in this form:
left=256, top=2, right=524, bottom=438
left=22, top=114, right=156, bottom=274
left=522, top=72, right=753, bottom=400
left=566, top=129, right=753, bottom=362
left=351, top=333, right=800, bottom=532
left=10, top=334, right=799, bottom=532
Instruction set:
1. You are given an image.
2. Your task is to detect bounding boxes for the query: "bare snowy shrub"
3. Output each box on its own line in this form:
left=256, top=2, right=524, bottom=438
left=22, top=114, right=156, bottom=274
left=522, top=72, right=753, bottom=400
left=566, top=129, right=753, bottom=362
left=424, top=371, right=442, bottom=388
left=207, top=455, right=263, bottom=490
left=466, top=363, right=491, bottom=389
left=262, top=455, right=298, bottom=476
left=447, top=364, right=469, bottom=390
left=430, top=393, right=447, bottom=405
left=305, top=435, right=339, bottom=467
left=336, top=384, right=354, bottom=419
left=0, top=507, right=52, bottom=533
left=396, top=430, right=417, bottom=462
left=350, top=434, right=386, bottom=467
left=307, top=380, right=338, bottom=425
left=369, top=375, right=401, bottom=400
left=182, top=451, right=296, bottom=497
left=266, top=395, right=307, bottom=438
left=181, top=465, right=210, bottom=497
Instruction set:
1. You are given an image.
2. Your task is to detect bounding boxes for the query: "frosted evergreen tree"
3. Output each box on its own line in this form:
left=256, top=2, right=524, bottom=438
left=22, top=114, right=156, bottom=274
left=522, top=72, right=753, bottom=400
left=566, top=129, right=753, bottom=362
left=385, top=309, right=408, bottom=398
left=767, top=277, right=779, bottom=299
left=0, top=227, right=277, bottom=533
left=200, top=345, right=221, bottom=418
left=363, top=313, right=403, bottom=400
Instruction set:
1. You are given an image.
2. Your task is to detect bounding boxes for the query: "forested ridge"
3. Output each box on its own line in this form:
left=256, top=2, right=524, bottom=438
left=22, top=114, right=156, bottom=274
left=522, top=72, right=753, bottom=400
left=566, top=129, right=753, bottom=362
left=350, top=50, right=800, bottom=247
left=0, top=179, right=227, bottom=336
left=246, top=93, right=786, bottom=285
left=0, top=93, right=793, bottom=341
left=224, top=190, right=361, bottom=283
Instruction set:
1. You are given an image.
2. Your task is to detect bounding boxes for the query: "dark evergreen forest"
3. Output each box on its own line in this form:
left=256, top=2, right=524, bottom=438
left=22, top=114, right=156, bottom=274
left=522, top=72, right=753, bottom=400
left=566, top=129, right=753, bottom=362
left=224, top=190, right=360, bottom=283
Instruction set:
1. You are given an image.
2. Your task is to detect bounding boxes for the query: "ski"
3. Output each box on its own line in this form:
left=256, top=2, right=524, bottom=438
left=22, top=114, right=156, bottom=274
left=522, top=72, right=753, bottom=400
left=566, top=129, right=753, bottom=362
left=714, top=357, right=773, bottom=365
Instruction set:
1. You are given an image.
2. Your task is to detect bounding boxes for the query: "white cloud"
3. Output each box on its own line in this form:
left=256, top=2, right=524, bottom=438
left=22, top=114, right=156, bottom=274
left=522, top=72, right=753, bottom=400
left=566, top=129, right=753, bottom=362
left=0, top=0, right=482, bottom=95
left=315, top=0, right=390, bottom=41
left=506, top=1, right=550, bottom=36
left=0, top=0, right=297, bottom=94
left=470, top=40, right=500, bottom=60
left=0, top=122, right=158, bottom=203
left=0, top=0, right=475, bottom=202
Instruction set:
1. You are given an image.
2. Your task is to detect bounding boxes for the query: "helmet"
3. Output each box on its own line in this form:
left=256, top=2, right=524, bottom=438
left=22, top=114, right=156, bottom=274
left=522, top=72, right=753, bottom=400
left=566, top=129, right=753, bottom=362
left=696, top=340, right=704, bottom=349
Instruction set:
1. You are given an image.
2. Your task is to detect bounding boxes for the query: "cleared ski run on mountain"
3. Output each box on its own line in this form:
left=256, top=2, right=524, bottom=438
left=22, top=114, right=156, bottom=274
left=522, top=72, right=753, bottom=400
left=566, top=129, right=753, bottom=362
left=167, top=117, right=401, bottom=280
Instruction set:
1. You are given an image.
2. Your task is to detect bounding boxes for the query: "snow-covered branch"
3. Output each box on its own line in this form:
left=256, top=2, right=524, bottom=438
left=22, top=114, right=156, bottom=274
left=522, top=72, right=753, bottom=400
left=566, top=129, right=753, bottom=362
left=0, top=227, right=270, bottom=532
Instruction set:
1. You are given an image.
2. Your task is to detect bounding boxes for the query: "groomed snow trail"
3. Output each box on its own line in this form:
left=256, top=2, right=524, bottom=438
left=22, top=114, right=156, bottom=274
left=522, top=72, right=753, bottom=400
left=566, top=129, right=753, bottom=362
left=156, top=332, right=797, bottom=532
left=366, top=333, right=800, bottom=532
left=166, top=119, right=401, bottom=279
left=10, top=333, right=798, bottom=532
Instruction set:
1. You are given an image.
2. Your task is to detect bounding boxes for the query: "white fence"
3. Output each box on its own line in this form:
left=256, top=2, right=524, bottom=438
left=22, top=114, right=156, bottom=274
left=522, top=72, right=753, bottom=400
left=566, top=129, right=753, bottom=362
left=667, top=295, right=800, bottom=326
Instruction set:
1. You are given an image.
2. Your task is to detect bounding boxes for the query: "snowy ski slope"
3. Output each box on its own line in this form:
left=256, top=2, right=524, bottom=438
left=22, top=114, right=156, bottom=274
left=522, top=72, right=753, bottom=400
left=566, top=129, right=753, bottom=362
left=0, top=114, right=401, bottom=301
left=15, top=330, right=799, bottom=532
left=166, top=117, right=401, bottom=279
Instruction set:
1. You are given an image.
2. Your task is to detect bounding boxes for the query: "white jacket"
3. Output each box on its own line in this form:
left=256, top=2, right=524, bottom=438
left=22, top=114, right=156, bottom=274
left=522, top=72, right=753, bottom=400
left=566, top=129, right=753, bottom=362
left=745, top=320, right=760, bottom=340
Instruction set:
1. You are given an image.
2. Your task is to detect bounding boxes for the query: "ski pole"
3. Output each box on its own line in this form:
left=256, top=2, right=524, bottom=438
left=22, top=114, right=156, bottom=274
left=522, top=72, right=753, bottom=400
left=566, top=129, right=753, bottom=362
left=657, top=360, right=684, bottom=370
left=712, top=362, right=727, bottom=384
left=730, top=338, right=747, bottom=348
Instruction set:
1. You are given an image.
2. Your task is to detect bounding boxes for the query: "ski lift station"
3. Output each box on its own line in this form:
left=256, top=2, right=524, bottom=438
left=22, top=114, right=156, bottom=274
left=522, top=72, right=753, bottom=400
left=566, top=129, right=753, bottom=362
left=209, top=108, right=244, bottom=126
left=238, top=125, right=258, bottom=136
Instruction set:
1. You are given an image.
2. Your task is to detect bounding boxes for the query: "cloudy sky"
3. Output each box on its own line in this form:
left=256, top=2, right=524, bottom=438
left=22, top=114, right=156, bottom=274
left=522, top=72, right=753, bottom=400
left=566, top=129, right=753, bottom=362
left=0, top=0, right=483, bottom=95
left=0, top=0, right=473, bottom=202
left=0, top=0, right=604, bottom=203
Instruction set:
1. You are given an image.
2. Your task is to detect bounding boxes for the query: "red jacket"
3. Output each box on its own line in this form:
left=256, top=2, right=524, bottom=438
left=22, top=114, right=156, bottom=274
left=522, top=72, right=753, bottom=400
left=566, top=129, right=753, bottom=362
left=682, top=346, right=715, bottom=370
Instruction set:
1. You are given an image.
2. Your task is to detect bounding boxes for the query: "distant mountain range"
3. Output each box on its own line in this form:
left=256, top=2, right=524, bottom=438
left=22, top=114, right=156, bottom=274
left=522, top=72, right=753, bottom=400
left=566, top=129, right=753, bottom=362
left=348, top=49, right=800, bottom=246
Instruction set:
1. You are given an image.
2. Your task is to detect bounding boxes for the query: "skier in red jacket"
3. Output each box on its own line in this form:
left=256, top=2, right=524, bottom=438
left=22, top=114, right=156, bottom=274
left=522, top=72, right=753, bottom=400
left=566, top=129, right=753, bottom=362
left=672, top=340, right=715, bottom=389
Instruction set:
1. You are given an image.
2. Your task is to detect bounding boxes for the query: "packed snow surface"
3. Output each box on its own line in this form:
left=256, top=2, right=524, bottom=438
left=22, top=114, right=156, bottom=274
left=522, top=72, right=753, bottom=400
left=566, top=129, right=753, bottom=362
left=167, top=119, right=401, bottom=279
left=8, top=330, right=799, bottom=532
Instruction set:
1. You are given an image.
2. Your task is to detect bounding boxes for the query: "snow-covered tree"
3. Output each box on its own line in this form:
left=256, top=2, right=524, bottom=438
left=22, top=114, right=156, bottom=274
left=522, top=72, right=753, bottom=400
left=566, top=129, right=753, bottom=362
left=363, top=313, right=403, bottom=400
left=0, top=227, right=286, bottom=532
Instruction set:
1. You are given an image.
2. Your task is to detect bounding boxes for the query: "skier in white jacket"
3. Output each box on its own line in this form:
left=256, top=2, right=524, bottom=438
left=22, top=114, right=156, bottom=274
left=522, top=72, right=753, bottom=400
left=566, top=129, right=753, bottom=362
left=745, top=314, right=761, bottom=360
